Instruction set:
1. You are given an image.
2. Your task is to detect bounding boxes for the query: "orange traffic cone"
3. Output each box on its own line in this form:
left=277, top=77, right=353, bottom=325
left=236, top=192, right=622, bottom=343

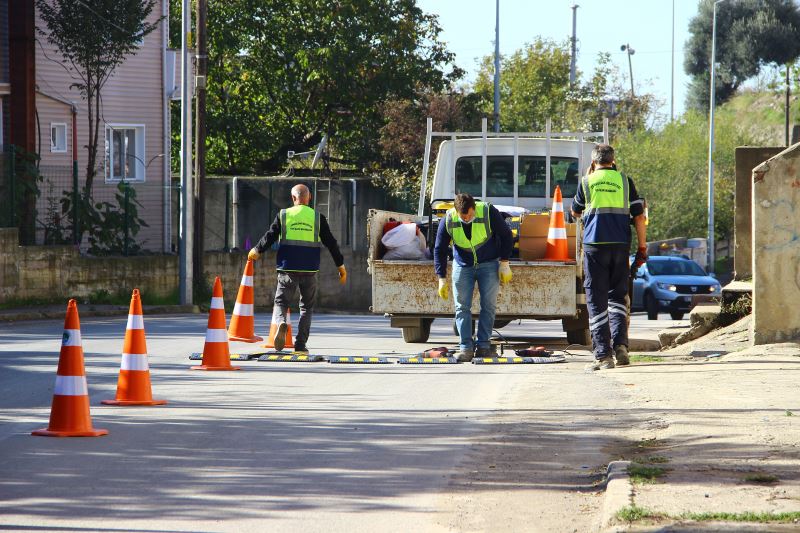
left=263, top=307, right=294, bottom=350
left=192, top=277, right=241, bottom=371
left=33, top=300, right=108, bottom=437
left=228, top=259, right=263, bottom=343
left=544, top=185, right=570, bottom=261
left=102, top=289, right=167, bottom=406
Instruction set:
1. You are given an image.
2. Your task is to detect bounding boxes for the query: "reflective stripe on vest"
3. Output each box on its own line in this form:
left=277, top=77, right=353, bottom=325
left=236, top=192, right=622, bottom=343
left=580, top=169, right=631, bottom=244
left=280, top=205, right=321, bottom=247
left=445, top=202, right=493, bottom=263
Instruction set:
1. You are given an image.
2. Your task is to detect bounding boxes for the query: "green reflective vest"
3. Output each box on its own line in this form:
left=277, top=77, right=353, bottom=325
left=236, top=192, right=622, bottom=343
left=580, top=168, right=631, bottom=244
left=445, top=202, right=493, bottom=263
left=277, top=205, right=321, bottom=272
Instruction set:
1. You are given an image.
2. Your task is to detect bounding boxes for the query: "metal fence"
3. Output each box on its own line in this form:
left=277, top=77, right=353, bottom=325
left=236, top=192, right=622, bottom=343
left=0, top=146, right=173, bottom=255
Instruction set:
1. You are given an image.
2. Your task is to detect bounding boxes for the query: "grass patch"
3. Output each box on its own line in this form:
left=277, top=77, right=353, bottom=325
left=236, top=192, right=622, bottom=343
left=616, top=505, right=662, bottom=522
left=681, top=511, right=800, bottom=523
left=787, top=410, right=794, bottom=417
left=641, top=455, right=669, bottom=464
left=628, top=463, right=667, bottom=484
left=629, top=354, right=665, bottom=363
left=637, top=438, right=666, bottom=449
left=742, top=473, right=779, bottom=484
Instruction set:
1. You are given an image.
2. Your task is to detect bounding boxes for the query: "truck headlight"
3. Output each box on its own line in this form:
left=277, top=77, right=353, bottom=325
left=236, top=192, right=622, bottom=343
left=656, top=282, right=677, bottom=292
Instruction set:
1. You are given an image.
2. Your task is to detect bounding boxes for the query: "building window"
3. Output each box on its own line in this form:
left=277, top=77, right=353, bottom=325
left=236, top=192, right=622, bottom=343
left=105, top=125, right=145, bottom=182
left=50, top=123, right=67, bottom=153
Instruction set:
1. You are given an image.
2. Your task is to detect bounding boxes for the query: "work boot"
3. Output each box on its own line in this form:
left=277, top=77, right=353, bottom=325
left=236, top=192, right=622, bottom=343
left=474, top=346, right=494, bottom=358
left=615, top=345, right=630, bottom=366
left=585, top=356, right=615, bottom=372
left=454, top=349, right=474, bottom=363
left=273, top=322, right=287, bottom=352
left=293, top=343, right=309, bottom=354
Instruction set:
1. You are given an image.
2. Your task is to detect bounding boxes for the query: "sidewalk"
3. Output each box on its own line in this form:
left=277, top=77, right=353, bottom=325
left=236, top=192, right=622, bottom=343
left=598, top=340, right=800, bottom=531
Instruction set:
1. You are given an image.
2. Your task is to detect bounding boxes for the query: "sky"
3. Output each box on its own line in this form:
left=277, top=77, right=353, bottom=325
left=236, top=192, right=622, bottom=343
left=416, top=0, right=698, bottom=121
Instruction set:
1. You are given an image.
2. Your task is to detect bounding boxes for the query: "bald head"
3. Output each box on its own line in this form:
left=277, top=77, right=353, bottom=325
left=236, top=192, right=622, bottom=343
left=291, top=184, right=311, bottom=205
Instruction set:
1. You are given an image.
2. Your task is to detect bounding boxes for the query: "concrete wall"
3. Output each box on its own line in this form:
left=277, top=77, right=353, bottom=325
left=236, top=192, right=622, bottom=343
left=1, top=227, right=372, bottom=311
left=734, top=147, right=784, bottom=280
left=750, top=143, right=800, bottom=345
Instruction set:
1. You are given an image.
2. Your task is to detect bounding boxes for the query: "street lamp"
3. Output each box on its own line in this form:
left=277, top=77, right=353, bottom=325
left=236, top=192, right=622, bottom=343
left=620, top=43, right=635, bottom=98
left=707, top=0, right=725, bottom=274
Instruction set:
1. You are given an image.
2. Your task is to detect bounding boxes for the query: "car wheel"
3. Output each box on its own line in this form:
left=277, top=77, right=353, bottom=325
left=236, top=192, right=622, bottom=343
left=670, top=311, right=685, bottom=320
left=645, top=292, right=659, bottom=320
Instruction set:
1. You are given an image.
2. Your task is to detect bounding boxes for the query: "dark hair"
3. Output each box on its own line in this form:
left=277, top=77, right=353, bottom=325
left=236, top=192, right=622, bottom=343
left=454, top=193, right=476, bottom=214
left=591, top=144, right=615, bottom=165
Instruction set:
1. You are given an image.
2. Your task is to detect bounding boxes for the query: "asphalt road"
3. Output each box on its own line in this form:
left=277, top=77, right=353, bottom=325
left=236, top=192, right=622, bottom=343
left=0, top=311, right=676, bottom=532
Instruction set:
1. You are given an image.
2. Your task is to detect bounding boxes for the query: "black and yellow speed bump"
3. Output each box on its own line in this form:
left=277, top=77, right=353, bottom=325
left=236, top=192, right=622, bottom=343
left=327, top=356, right=391, bottom=364
left=472, top=355, right=567, bottom=364
left=397, top=356, right=458, bottom=364
left=189, top=352, right=267, bottom=361
left=257, top=353, right=325, bottom=362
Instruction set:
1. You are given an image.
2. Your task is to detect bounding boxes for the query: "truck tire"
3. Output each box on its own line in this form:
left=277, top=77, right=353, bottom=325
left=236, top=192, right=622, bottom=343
left=493, top=319, right=512, bottom=329
left=402, top=318, right=433, bottom=343
left=563, top=304, right=590, bottom=346
left=566, top=328, right=591, bottom=346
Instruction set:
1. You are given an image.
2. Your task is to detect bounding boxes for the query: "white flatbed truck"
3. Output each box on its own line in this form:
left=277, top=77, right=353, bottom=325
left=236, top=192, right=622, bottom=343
left=367, top=118, right=608, bottom=344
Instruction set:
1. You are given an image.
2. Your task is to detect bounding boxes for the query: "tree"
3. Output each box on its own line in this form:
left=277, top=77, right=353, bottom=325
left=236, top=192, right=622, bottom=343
left=684, top=0, right=800, bottom=110
left=201, top=0, right=461, bottom=174
left=36, top=0, right=160, bottom=193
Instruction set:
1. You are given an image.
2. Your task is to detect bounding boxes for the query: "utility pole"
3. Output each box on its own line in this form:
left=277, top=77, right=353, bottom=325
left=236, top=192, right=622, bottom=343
left=570, top=4, right=579, bottom=89
left=785, top=64, right=791, bottom=147
left=179, top=0, right=194, bottom=305
left=707, top=0, right=726, bottom=274
left=493, top=0, right=500, bottom=133
left=671, top=0, right=675, bottom=121
left=620, top=44, right=635, bottom=98
left=194, top=0, right=207, bottom=292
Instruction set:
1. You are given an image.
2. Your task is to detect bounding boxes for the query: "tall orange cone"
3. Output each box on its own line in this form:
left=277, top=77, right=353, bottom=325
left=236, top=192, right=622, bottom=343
left=192, top=277, right=241, bottom=371
left=33, top=300, right=108, bottom=437
left=228, top=259, right=263, bottom=343
left=263, top=306, right=294, bottom=350
left=544, top=185, right=570, bottom=261
left=102, top=289, right=166, bottom=406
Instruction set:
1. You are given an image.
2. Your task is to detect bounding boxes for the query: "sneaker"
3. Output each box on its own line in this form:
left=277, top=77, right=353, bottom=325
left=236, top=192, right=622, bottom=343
left=474, top=346, right=494, bottom=358
left=273, top=322, right=287, bottom=351
left=454, top=349, right=474, bottom=363
left=585, top=356, right=615, bottom=371
left=293, top=343, right=309, bottom=354
left=615, top=345, right=630, bottom=366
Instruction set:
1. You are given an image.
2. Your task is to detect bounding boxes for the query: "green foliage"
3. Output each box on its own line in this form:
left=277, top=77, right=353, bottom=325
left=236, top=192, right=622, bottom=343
left=681, top=511, right=800, bottom=523
left=628, top=463, right=667, bottom=484
left=684, top=0, right=800, bottom=110
left=36, top=0, right=161, bottom=192
left=629, top=354, right=666, bottom=363
left=199, top=0, right=460, bottom=174
left=616, top=505, right=660, bottom=522
left=472, top=39, right=656, bottom=133
left=742, top=473, right=779, bottom=484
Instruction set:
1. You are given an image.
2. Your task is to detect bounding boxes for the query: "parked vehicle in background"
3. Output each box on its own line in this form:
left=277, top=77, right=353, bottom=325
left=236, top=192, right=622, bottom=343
left=631, top=255, right=721, bottom=320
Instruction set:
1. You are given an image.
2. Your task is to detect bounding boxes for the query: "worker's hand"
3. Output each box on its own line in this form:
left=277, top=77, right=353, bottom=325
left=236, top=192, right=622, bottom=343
left=338, top=265, right=347, bottom=285
left=248, top=248, right=260, bottom=261
left=633, top=246, right=648, bottom=269
left=499, top=261, right=512, bottom=285
left=437, top=278, right=449, bottom=300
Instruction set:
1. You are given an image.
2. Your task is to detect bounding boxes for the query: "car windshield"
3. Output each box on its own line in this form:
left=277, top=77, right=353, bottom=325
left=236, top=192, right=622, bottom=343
left=647, top=259, right=707, bottom=276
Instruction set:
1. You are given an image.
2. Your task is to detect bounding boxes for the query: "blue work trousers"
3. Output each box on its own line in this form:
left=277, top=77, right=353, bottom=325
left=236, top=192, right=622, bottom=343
left=452, top=259, right=500, bottom=352
left=583, top=244, right=630, bottom=359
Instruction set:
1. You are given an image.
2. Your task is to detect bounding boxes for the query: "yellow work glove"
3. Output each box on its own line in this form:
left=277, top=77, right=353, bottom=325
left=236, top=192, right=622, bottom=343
left=437, top=278, right=449, bottom=300
left=499, top=260, right=512, bottom=285
left=248, top=248, right=260, bottom=261
left=338, top=265, right=347, bottom=285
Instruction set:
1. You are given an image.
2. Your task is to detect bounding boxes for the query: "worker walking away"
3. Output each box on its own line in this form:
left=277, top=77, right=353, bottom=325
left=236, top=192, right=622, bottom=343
left=570, top=144, right=647, bottom=370
left=435, top=193, right=514, bottom=362
left=249, top=184, right=346, bottom=353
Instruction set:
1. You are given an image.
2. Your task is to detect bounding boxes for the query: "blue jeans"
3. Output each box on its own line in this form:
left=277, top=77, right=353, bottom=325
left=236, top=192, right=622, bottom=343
left=452, top=259, right=500, bottom=352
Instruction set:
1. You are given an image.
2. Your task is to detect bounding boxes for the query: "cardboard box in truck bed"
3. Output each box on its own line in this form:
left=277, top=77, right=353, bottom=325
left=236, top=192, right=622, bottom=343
left=519, top=214, right=577, bottom=261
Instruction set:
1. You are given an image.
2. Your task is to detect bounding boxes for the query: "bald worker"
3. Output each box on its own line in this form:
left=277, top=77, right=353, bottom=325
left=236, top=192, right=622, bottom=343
left=249, top=184, right=346, bottom=353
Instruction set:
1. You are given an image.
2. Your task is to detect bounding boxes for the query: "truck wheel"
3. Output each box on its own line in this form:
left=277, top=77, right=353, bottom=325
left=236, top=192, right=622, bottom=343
left=563, top=304, right=590, bottom=346
left=645, top=293, right=659, bottom=320
left=493, top=319, right=511, bottom=329
left=566, top=328, right=591, bottom=346
left=402, top=318, right=432, bottom=343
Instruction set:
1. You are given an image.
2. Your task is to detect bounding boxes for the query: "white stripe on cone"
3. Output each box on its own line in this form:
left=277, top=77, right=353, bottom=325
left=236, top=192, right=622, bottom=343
left=121, top=353, right=149, bottom=371
left=205, top=328, right=228, bottom=343
left=241, top=275, right=253, bottom=287
left=61, top=329, right=82, bottom=347
left=233, top=302, right=253, bottom=316
left=552, top=202, right=564, bottom=212
left=210, top=297, right=224, bottom=309
left=548, top=227, right=567, bottom=239
left=126, top=314, right=144, bottom=330
left=54, top=375, right=88, bottom=396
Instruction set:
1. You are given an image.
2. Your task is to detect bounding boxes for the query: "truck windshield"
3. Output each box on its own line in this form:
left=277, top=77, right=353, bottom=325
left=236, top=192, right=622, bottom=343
left=455, top=156, right=580, bottom=198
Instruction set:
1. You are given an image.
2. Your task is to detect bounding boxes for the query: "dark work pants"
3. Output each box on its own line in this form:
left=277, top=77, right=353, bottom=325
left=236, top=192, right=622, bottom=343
left=274, top=271, right=317, bottom=346
left=583, top=244, right=630, bottom=359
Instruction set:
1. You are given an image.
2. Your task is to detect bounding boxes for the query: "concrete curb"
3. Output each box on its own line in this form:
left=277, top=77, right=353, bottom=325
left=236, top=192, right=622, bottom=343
left=0, top=304, right=200, bottom=322
left=597, top=460, right=633, bottom=533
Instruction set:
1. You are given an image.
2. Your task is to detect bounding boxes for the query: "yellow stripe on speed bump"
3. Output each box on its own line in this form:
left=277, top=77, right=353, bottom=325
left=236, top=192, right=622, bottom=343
left=328, top=356, right=391, bottom=364
left=257, top=353, right=325, bottom=362
left=472, top=355, right=567, bottom=364
left=397, top=356, right=458, bottom=364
